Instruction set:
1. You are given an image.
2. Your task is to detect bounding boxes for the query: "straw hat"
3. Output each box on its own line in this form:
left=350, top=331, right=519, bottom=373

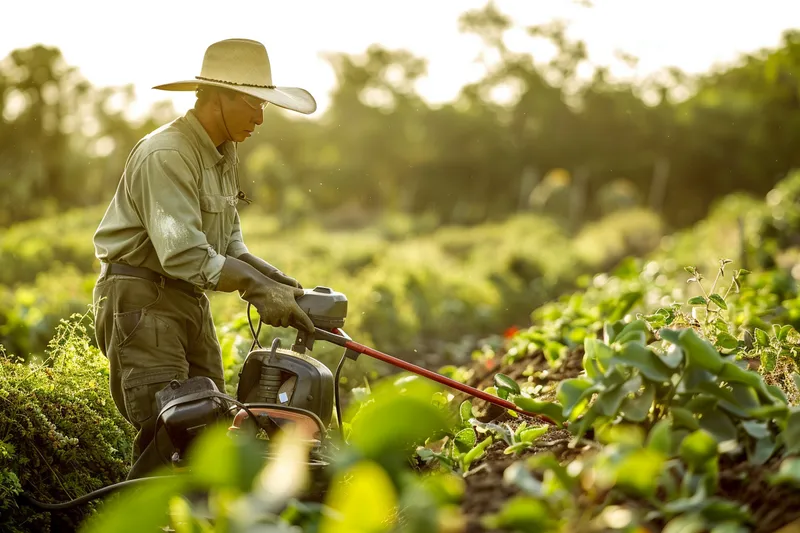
left=153, top=38, right=316, bottom=115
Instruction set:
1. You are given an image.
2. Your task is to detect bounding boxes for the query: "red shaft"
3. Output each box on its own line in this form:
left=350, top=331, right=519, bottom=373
left=334, top=332, right=556, bottom=425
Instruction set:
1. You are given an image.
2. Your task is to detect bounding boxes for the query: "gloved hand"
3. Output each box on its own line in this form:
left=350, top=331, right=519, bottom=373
left=239, top=253, right=302, bottom=289
left=216, top=256, right=314, bottom=333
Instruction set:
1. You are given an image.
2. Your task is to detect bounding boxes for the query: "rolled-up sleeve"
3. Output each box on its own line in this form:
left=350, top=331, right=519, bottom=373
left=128, top=149, right=226, bottom=290
left=225, top=209, right=249, bottom=258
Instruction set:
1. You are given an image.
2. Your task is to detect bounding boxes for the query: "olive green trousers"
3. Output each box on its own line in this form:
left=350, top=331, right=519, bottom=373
left=92, top=273, right=226, bottom=480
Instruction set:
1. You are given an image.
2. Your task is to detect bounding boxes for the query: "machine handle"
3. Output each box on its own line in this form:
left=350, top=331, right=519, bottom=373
left=314, top=327, right=558, bottom=426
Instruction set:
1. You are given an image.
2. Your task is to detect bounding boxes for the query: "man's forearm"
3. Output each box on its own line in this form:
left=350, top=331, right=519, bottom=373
left=215, top=256, right=263, bottom=293
left=238, top=253, right=302, bottom=288
left=238, top=253, right=280, bottom=278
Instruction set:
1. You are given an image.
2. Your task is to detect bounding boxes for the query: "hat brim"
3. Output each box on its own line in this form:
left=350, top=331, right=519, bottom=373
left=153, top=79, right=317, bottom=115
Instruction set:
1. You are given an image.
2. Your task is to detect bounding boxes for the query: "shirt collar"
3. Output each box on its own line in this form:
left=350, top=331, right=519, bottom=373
left=183, top=109, right=238, bottom=169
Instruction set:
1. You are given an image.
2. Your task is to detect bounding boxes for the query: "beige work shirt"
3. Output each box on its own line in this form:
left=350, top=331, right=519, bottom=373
left=93, top=109, right=249, bottom=290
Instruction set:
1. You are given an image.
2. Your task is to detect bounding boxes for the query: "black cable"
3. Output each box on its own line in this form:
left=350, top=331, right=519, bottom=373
left=19, top=476, right=177, bottom=511
left=333, top=351, right=348, bottom=442
left=247, top=302, right=263, bottom=351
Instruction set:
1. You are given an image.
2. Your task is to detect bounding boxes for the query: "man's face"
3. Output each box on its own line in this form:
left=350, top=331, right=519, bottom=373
left=219, top=92, right=266, bottom=142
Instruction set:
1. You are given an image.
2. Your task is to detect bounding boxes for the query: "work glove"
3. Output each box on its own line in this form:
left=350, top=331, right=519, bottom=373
left=239, top=252, right=302, bottom=289
left=216, top=256, right=315, bottom=334
left=241, top=278, right=314, bottom=332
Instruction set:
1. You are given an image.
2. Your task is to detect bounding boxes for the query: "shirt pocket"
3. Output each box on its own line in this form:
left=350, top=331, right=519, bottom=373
left=199, top=194, right=233, bottom=257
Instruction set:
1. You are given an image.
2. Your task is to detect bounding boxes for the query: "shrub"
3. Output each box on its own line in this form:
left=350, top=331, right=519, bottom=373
left=0, top=310, right=135, bottom=533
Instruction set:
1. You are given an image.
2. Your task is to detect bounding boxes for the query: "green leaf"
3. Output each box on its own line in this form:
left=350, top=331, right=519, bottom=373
left=647, top=419, right=673, bottom=455
left=658, top=327, right=683, bottom=345
left=525, top=453, right=577, bottom=491
left=188, top=424, right=265, bottom=492
left=672, top=407, right=700, bottom=431
left=784, top=408, right=800, bottom=455
left=596, top=424, right=646, bottom=447
left=769, top=458, right=800, bottom=488
left=661, top=343, right=684, bottom=369
left=615, top=319, right=649, bottom=345
left=698, top=410, right=738, bottom=444
left=767, top=384, right=788, bottom=405
left=680, top=365, right=716, bottom=392
left=79, top=475, right=188, bottom=533
left=519, top=427, right=548, bottom=444
left=462, top=436, right=493, bottom=470
left=754, top=328, right=769, bottom=347
left=556, top=378, right=596, bottom=419
left=715, top=333, right=739, bottom=350
left=621, top=383, right=655, bottom=422
left=661, top=484, right=709, bottom=515
left=618, top=318, right=649, bottom=336
left=494, top=373, right=521, bottom=395
left=709, top=293, right=727, bottom=310
left=543, top=341, right=566, bottom=365
left=761, top=349, right=778, bottom=373
left=695, top=381, right=748, bottom=418
left=611, top=343, right=672, bottom=381
left=718, top=362, right=773, bottom=400
left=597, top=375, right=643, bottom=418
left=741, top=420, right=770, bottom=440
left=663, top=513, right=707, bottom=533
left=688, top=296, right=708, bottom=306
left=747, top=404, right=790, bottom=420
left=614, top=448, right=667, bottom=498
left=584, top=338, right=615, bottom=378
left=701, top=500, right=751, bottom=523
left=678, top=328, right=724, bottom=373
left=511, top=395, right=566, bottom=425
left=680, top=429, right=718, bottom=471
left=730, top=383, right=760, bottom=410
left=454, top=428, right=477, bottom=454
left=748, top=435, right=777, bottom=466
left=320, top=460, right=398, bottom=532
left=609, top=291, right=643, bottom=322
left=778, top=324, right=794, bottom=342
left=614, top=329, right=647, bottom=346
left=460, top=400, right=473, bottom=426
left=643, top=314, right=667, bottom=328
left=349, top=379, right=451, bottom=459
left=481, top=496, right=555, bottom=532
left=502, top=461, right=544, bottom=496
left=710, top=522, right=750, bottom=533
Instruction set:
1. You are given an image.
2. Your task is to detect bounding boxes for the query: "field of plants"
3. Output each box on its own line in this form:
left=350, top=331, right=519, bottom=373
left=3, top=171, right=800, bottom=532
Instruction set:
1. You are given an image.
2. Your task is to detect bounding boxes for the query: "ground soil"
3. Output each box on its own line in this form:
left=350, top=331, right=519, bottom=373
left=446, top=345, right=800, bottom=533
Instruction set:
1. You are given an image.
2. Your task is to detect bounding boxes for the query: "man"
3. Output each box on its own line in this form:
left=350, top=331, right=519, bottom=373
left=92, top=38, right=316, bottom=479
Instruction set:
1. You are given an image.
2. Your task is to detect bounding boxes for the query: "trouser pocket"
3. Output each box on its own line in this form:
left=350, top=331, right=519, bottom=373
left=122, top=368, right=185, bottom=426
left=113, top=277, right=164, bottom=348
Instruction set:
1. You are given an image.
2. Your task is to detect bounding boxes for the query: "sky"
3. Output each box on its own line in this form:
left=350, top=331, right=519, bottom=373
left=2, top=0, right=800, bottom=120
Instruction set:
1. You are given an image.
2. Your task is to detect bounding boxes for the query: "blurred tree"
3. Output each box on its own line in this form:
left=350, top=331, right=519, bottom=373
left=0, top=45, right=90, bottom=223
left=5, top=9, right=800, bottom=235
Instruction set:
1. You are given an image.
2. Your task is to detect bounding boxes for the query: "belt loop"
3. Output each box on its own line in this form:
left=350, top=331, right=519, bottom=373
left=158, top=275, right=166, bottom=289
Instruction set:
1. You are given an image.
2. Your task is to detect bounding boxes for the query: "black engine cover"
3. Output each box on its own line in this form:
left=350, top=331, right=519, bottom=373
left=154, top=377, right=228, bottom=461
left=237, top=347, right=334, bottom=427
